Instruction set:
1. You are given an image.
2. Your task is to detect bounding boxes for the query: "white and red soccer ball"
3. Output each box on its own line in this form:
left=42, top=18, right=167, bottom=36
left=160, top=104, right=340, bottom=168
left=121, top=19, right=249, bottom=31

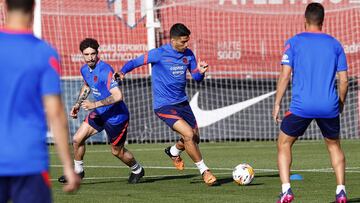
left=232, top=163, right=255, bottom=185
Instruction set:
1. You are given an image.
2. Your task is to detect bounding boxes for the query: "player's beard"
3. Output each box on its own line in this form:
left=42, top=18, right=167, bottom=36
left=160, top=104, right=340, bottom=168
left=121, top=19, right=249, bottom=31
left=87, top=58, right=98, bottom=69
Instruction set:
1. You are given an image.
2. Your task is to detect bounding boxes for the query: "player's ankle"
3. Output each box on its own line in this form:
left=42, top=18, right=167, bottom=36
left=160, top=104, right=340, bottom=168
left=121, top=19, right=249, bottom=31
left=282, top=183, right=291, bottom=194
left=74, top=160, right=84, bottom=174
left=336, top=185, right=346, bottom=194
left=170, top=145, right=182, bottom=156
left=195, top=159, right=209, bottom=174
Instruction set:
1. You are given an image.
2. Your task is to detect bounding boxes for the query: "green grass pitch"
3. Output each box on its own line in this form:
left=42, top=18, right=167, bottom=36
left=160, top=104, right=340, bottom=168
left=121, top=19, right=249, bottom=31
left=50, top=140, right=360, bottom=203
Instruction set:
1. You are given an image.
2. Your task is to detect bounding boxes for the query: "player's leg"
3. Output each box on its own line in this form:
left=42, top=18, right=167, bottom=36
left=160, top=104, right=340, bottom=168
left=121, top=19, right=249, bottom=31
left=155, top=105, right=186, bottom=170
left=277, top=112, right=311, bottom=203
left=58, top=111, right=100, bottom=183
left=105, top=120, right=144, bottom=184
left=176, top=102, right=217, bottom=185
left=316, top=117, right=347, bottom=202
left=72, top=121, right=98, bottom=174
left=173, top=120, right=201, bottom=162
left=277, top=130, right=297, bottom=188
left=172, top=120, right=217, bottom=185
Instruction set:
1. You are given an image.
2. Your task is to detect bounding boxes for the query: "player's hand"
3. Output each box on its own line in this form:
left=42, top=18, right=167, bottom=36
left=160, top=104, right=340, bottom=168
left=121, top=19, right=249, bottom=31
left=62, top=168, right=80, bottom=193
left=272, top=104, right=282, bottom=124
left=197, top=59, right=209, bottom=74
left=113, top=72, right=124, bottom=82
left=81, top=100, right=96, bottom=111
left=70, top=104, right=80, bottom=119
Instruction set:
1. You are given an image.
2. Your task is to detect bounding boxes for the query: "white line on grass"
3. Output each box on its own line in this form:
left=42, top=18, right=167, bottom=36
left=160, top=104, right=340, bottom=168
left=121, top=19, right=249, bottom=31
left=50, top=165, right=360, bottom=173
left=49, top=142, right=326, bottom=154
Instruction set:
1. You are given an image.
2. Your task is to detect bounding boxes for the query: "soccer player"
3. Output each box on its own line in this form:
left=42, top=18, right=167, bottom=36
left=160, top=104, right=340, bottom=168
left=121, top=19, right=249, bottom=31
left=58, top=38, right=144, bottom=184
left=0, top=0, right=80, bottom=202
left=272, top=3, right=348, bottom=203
left=116, top=23, right=217, bottom=186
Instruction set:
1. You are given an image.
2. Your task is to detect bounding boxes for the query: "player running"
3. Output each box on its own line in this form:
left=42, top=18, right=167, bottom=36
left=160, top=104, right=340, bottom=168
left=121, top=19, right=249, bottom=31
left=273, top=3, right=348, bottom=203
left=0, top=0, right=80, bottom=202
left=58, top=38, right=144, bottom=184
left=116, top=23, right=217, bottom=186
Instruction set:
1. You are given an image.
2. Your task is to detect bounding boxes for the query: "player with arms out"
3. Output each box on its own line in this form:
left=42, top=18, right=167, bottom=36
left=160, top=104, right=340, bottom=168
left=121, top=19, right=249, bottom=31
left=58, top=38, right=144, bottom=184
left=0, top=0, right=80, bottom=202
left=116, top=23, right=217, bottom=186
left=273, top=3, right=348, bottom=203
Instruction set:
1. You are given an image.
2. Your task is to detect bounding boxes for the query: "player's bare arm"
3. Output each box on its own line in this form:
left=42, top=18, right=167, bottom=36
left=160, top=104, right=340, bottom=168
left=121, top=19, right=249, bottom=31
left=272, top=65, right=292, bottom=124
left=81, top=87, right=123, bottom=110
left=197, top=59, right=209, bottom=74
left=70, top=84, right=90, bottom=119
left=337, top=71, right=348, bottom=114
left=43, top=95, right=80, bottom=192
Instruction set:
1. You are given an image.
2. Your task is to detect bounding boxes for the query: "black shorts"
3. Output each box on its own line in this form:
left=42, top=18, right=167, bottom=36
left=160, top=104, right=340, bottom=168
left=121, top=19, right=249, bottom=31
left=0, top=171, right=51, bottom=203
left=280, top=111, right=340, bottom=139
left=85, top=111, right=129, bottom=146
left=154, top=101, right=198, bottom=129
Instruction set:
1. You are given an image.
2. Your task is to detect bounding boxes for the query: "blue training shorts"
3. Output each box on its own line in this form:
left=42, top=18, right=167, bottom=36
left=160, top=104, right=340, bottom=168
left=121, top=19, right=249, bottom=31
left=154, top=101, right=198, bottom=129
left=85, top=111, right=129, bottom=146
left=280, top=111, right=340, bottom=139
left=0, top=172, right=51, bottom=203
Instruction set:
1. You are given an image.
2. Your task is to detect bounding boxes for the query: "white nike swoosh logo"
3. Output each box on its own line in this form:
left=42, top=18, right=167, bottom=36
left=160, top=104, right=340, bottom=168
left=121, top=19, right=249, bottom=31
left=189, top=91, right=276, bottom=127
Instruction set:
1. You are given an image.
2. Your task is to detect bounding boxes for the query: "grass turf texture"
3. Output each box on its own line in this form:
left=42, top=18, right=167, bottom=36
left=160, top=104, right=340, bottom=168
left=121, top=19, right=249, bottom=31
left=50, top=140, right=360, bottom=203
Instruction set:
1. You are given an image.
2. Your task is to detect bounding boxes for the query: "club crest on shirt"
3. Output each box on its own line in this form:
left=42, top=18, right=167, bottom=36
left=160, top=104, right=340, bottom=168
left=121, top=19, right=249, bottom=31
left=93, top=76, right=98, bottom=83
left=89, top=112, right=97, bottom=119
left=183, top=57, right=189, bottom=64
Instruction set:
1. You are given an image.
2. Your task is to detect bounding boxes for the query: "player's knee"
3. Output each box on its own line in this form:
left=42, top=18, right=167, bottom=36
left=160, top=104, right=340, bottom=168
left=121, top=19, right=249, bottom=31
left=72, top=136, right=82, bottom=147
left=111, top=145, right=124, bottom=157
left=182, top=131, right=195, bottom=143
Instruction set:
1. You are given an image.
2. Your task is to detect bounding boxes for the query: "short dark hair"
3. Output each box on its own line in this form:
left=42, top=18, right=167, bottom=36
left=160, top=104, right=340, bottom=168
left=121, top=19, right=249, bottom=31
left=6, top=0, right=34, bottom=13
left=305, top=3, right=324, bottom=26
left=170, top=23, right=191, bottom=38
left=79, top=38, right=99, bottom=53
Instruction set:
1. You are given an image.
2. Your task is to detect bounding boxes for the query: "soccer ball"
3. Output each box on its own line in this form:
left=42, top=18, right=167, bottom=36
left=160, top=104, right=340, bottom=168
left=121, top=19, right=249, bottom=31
left=232, top=163, right=255, bottom=185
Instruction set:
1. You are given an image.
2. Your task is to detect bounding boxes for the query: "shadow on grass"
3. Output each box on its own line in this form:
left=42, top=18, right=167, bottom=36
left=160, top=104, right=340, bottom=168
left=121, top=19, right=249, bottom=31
left=80, top=173, right=278, bottom=186
left=255, top=173, right=280, bottom=178
left=81, top=179, right=124, bottom=185
left=141, top=174, right=198, bottom=184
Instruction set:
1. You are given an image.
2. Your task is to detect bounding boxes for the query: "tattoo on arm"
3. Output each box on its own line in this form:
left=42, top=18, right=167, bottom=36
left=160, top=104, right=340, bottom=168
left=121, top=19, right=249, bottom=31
left=99, top=96, right=115, bottom=106
left=75, top=85, right=90, bottom=106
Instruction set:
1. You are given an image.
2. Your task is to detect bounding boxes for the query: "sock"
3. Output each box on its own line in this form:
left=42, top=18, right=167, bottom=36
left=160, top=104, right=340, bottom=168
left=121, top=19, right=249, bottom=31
left=282, top=183, right=291, bottom=193
left=130, top=161, right=142, bottom=174
left=195, top=159, right=209, bottom=174
left=336, top=185, right=346, bottom=194
left=170, top=145, right=182, bottom=156
left=74, top=160, right=84, bottom=174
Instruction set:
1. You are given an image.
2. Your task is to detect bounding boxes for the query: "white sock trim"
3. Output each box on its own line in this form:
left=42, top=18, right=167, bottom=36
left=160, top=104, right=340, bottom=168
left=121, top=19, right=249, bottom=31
left=195, top=159, right=209, bottom=174
left=336, top=185, right=346, bottom=194
left=131, top=162, right=142, bottom=174
left=282, top=183, right=291, bottom=194
left=74, top=160, right=84, bottom=174
left=170, top=145, right=182, bottom=156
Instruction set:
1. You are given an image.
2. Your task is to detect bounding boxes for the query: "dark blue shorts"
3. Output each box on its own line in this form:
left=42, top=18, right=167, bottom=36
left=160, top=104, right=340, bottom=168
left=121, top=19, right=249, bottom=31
left=85, top=111, right=129, bottom=146
left=154, top=101, right=198, bottom=129
left=280, top=111, right=340, bottom=139
left=0, top=172, right=51, bottom=203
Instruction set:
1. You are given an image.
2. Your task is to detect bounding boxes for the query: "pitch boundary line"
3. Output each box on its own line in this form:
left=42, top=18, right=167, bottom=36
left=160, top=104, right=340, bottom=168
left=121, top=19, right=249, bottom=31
left=49, top=142, right=329, bottom=154
left=50, top=165, right=360, bottom=173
